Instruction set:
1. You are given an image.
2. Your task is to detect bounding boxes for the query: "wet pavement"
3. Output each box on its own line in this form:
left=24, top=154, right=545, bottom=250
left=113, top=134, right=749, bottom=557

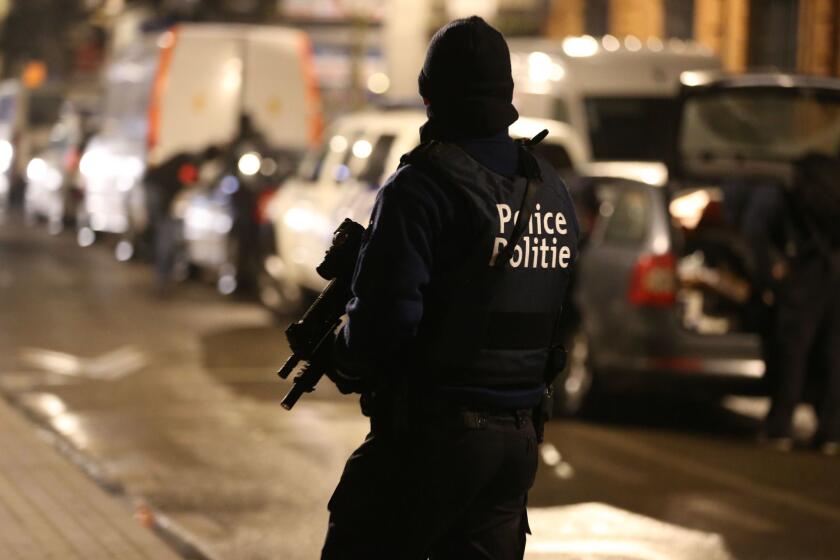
left=1, top=219, right=839, bottom=560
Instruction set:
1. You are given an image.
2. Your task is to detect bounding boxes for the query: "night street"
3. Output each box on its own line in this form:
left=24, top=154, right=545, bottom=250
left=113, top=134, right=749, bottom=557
left=2, top=220, right=839, bottom=560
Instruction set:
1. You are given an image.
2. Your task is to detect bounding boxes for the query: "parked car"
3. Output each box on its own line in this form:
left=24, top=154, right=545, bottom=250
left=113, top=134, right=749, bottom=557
left=260, top=109, right=585, bottom=316
left=179, top=139, right=297, bottom=294
left=552, top=72, right=840, bottom=415
left=510, top=35, right=721, bottom=185
left=24, top=100, right=98, bottom=233
left=0, top=80, right=64, bottom=214
left=75, top=36, right=157, bottom=251
left=77, top=23, right=321, bottom=259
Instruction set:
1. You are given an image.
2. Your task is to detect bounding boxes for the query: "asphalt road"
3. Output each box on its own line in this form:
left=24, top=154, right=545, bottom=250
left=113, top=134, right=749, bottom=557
left=1, top=219, right=839, bottom=560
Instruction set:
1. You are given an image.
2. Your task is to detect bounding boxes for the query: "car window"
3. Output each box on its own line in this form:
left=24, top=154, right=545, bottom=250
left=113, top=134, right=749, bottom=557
left=0, top=95, right=15, bottom=122
left=681, top=88, right=840, bottom=162
left=585, top=97, right=676, bottom=161
left=333, top=132, right=362, bottom=184
left=513, top=92, right=572, bottom=124
left=532, top=142, right=572, bottom=172
left=297, top=141, right=329, bottom=182
left=358, top=134, right=396, bottom=188
left=554, top=98, right=570, bottom=123
left=601, top=188, right=650, bottom=245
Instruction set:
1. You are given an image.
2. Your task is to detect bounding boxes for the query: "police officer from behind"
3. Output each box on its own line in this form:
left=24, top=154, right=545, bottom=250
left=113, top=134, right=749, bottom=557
left=321, top=17, right=579, bottom=559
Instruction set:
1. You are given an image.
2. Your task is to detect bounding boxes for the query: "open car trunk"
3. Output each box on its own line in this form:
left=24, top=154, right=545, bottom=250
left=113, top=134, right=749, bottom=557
left=667, top=73, right=840, bottom=335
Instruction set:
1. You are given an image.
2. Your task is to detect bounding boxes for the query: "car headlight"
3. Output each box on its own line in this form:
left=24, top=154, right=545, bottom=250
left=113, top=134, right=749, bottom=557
left=0, top=140, right=13, bottom=174
left=26, top=158, right=47, bottom=182
left=79, top=151, right=98, bottom=177
left=238, top=152, right=261, bottom=176
left=124, top=156, right=144, bottom=178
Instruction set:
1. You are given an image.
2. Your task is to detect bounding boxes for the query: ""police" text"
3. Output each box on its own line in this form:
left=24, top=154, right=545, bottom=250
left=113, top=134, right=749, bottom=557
left=491, top=203, right=573, bottom=269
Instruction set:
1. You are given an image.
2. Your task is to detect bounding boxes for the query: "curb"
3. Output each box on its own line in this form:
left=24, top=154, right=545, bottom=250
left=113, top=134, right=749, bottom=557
left=1, top=391, right=221, bottom=560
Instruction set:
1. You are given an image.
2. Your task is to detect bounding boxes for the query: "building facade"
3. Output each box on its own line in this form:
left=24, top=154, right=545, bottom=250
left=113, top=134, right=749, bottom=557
left=546, top=0, right=840, bottom=76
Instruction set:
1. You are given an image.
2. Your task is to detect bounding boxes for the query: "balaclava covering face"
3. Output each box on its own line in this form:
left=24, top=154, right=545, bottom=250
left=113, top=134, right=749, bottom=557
left=418, top=16, right=518, bottom=141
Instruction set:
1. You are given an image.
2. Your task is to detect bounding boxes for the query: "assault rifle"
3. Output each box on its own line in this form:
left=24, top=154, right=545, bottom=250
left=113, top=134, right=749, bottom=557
left=276, top=219, right=366, bottom=410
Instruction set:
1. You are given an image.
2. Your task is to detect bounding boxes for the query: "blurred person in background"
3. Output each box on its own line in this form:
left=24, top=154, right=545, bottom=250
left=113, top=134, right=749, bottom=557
left=144, top=146, right=220, bottom=293
left=762, top=153, right=840, bottom=456
left=320, top=16, right=579, bottom=559
left=226, top=114, right=271, bottom=289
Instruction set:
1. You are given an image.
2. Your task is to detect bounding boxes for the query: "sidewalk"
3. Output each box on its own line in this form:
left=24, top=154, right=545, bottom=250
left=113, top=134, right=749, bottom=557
left=0, top=398, right=181, bottom=560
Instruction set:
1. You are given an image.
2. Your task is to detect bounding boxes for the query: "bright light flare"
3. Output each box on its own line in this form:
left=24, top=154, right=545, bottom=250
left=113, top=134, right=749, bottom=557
left=0, top=140, right=14, bottom=173
left=638, top=166, right=668, bottom=186
left=624, top=36, right=642, bottom=52
left=367, top=72, right=390, bottom=95
left=528, top=51, right=565, bottom=83
left=601, top=35, right=620, bottom=52
left=681, top=71, right=705, bottom=87
left=79, top=151, right=98, bottom=177
left=562, top=35, right=599, bottom=58
left=283, top=206, right=312, bottom=232
left=329, top=135, right=348, bottom=153
left=352, top=139, right=372, bottom=159
left=238, top=152, right=262, bottom=176
left=26, top=158, right=47, bottom=182
left=34, top=393, right=67, bottom=417
left=669, top=189, right=711, bottom=230
left=222, top=58, right=243, bottom=92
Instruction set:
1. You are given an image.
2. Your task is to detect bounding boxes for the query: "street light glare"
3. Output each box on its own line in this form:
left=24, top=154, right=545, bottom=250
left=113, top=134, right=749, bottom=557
left=601, top=35, right=620, bottom=52
left=367, top=72, right=390, bottom=95
left=562, top=36, right=599, bottom=58
left=624, top=36, right=643, bottom=52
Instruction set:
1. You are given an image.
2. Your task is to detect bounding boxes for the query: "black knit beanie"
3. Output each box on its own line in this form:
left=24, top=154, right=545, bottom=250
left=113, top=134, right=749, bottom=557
left=418, top=16, right=518, bottom=139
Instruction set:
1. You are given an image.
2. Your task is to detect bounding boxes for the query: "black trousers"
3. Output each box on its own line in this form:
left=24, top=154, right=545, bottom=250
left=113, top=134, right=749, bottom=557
left=765, top=252, right=840, bottom=441
left=322, top=408, right=538, bottom=560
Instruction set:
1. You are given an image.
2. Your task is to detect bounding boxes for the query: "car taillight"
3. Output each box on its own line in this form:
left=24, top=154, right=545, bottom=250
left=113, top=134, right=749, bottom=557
left=628, top=253, right=677, bottom=307
left=64, top=147, right=80, bottom=172
left=254, top=187, right=278, bottom=224
left=177, top=163, right=198, bottom=185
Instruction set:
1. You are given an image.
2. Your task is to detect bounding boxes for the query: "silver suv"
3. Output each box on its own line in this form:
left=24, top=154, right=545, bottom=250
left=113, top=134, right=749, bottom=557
left=555, top=72, right=840, bottom=414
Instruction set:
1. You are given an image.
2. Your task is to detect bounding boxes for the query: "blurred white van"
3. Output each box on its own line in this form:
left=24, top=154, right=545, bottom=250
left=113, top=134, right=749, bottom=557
left=510, top=36, right=721, bottom=185
left=78, top=23, right=321, bottom=255
left=259, top=109, right=584, bottom=315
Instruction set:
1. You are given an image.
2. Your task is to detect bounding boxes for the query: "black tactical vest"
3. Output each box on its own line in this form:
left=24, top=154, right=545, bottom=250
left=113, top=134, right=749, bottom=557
left=403, top=140, right=578, bottom=388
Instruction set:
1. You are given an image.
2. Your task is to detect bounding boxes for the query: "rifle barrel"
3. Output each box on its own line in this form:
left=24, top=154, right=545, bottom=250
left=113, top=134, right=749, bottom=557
left=277, top=355, right=300, bottom=379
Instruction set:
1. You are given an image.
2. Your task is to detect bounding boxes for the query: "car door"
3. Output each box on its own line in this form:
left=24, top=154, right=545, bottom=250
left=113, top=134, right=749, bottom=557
left=277, top=123, right=353, bottom=289
left=575, top=178, right=665, bottom=365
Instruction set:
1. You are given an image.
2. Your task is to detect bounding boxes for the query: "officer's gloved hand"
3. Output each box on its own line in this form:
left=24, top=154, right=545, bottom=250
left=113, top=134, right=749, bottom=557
left=325, top=366, right=367, bottom=395
left=326, top=328, right=369, bottom=395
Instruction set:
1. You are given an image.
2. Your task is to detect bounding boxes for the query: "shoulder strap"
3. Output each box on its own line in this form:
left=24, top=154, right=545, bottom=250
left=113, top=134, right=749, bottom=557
left=492, top=177, right=540, bottom=269
left=492, top=129, right=548, bottom=269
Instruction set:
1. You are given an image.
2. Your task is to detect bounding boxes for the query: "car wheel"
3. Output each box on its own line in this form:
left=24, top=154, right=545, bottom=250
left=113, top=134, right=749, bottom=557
left=217, top=235, right=241, bottom=295
left=172, top=240, right=198, bottom=283
left=553, top=326, right=597, bottom=417
left=76, top=207, right=96, bottom=247
left=115, top=238, right=135, bottom=262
